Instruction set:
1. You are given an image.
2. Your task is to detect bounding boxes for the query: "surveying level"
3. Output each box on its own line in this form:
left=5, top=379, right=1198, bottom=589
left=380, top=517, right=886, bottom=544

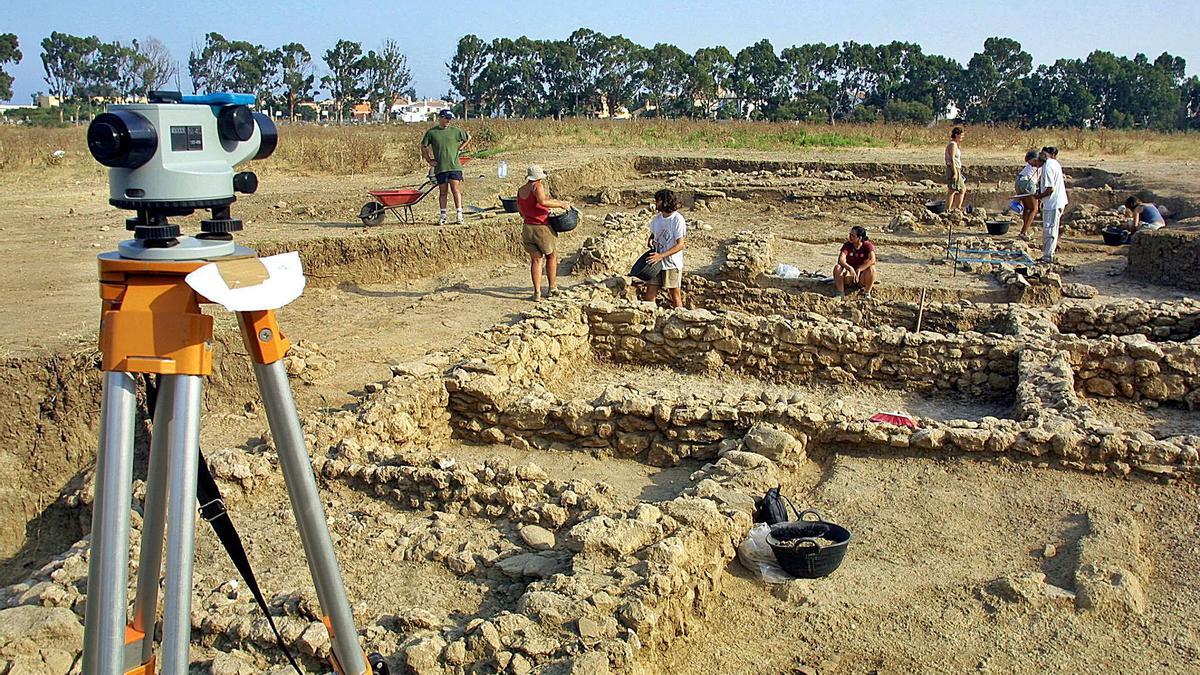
left=81, top=92, right=372, bottom=675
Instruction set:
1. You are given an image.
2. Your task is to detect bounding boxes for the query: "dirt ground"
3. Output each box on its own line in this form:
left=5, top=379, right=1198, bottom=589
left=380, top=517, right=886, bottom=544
left=2, top=144, right=1199, bottom=674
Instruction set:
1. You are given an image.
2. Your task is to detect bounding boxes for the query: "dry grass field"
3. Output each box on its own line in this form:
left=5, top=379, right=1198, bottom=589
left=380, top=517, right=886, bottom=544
left=5, top=120, right=1200, bottom=180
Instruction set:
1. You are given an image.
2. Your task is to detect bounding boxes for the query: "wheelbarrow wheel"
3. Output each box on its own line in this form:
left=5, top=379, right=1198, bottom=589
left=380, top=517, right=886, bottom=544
left=360, top=202, right=386, bottom=226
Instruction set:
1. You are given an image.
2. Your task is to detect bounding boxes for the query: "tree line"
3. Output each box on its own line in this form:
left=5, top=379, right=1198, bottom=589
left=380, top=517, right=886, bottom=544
left=1, top=31, right=413, bottom=123
left=447, top=30, right=1200, bottom=130
left=4, top=28, right=1200, bottom=130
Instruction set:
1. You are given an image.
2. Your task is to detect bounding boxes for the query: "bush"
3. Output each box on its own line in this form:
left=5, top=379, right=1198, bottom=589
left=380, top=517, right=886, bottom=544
left=883, top=101, right=934, bottom=125
left=849, top=106, right=882, bottom=123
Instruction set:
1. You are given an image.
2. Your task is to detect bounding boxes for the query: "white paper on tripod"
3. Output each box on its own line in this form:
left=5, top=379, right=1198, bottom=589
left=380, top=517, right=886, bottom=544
left=185, top=251, right=306, bottom=311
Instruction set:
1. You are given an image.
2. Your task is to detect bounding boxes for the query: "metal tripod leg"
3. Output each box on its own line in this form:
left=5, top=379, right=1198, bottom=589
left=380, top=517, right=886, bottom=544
left=254, top=360, right=367, bottom=675
left=130, top=376, right=175, bottom=664
left=159, top=375, right=204, bottom=674
left=83, top=372, right=138, bottom=675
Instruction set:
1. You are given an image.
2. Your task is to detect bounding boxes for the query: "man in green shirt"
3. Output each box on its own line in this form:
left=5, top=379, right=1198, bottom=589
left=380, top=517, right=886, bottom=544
left=420, top=109, right=471, bottom=225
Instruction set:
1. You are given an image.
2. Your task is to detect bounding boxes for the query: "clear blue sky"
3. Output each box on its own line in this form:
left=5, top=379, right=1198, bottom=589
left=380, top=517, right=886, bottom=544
left=3, top=0, right=1197, bottom=104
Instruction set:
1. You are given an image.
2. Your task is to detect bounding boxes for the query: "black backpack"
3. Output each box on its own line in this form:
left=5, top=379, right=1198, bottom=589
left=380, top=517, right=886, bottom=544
left=754, top=486, right=797, bottom=525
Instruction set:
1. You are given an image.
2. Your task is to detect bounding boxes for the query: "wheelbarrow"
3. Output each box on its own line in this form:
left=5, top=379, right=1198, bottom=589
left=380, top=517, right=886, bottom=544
left=359, top=156, right=473, bottom=226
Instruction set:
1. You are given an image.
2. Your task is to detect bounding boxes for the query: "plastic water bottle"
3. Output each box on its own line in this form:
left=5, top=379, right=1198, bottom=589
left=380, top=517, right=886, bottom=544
left=498, top=160, right=508, bottom=179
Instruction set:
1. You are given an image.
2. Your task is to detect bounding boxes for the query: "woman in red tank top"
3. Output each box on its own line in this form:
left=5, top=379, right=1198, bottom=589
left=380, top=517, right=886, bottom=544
left=516, top=165, right=572, bottom=301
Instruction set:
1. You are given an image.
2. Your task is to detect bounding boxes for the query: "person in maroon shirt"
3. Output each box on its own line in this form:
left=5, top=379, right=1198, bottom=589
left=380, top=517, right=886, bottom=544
left=833, top=226, right=877, bottom=297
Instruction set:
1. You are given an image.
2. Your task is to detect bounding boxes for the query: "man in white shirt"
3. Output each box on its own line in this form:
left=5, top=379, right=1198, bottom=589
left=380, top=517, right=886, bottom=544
left=1033, top=147, right=1068, bottom=264
left=644, top=189, right=687, bottom=308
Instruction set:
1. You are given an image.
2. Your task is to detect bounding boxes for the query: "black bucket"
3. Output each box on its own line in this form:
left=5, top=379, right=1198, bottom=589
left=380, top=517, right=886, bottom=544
left=1102, top=226, right=1130, bottom=246
left=985, top=220, right=1011, bottom=236
left=766, top=509, right=851, bottom=579
left=500, top=196, right=519, bottom=213
left=925, top=200, right=946, bottom=214
left=629, top=248, right=664, bottom=282
left=550, top=208, right=579, bottom=233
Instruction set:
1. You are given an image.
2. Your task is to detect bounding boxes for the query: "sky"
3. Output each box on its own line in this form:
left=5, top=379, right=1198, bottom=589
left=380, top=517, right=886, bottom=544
left=3, top=0, right=1198, bottom=104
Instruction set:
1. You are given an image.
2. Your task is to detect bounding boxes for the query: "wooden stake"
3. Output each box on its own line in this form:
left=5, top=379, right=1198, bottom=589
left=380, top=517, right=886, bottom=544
left=916, top=288, right=928, bottom=332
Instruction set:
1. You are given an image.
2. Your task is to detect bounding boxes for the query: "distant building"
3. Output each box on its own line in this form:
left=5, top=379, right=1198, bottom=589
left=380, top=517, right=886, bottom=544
left=351, top=101, right=372, bottom=121
left=36, top=95, right=61, bottom=108
left=397, top=98, right=452, bottom=123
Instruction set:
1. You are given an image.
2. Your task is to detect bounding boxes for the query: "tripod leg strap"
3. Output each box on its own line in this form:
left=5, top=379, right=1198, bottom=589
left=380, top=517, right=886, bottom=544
left=197, top=451, right=304, bottom=674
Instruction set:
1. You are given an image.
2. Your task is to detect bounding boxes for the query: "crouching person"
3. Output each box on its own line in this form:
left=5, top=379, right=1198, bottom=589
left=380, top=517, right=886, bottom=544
left=833, top=226, right=877, bottom=298
left=642, top=189, right=687, bottom=308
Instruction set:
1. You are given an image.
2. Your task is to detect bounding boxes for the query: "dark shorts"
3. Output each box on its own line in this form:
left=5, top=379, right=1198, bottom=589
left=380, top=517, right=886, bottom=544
left=435, top=171, right=463, bottom=185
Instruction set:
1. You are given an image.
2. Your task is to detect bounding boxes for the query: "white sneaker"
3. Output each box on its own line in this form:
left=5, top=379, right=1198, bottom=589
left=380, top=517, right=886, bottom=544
left=456, top=211, right=464, bottom=224
left=438, top=217, right=447, bottom=226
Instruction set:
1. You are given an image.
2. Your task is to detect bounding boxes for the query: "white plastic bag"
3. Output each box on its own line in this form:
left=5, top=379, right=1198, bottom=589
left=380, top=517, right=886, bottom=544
left=737, top=523, right=793, bottom=584
left=774, top=263, right=801, bottom=279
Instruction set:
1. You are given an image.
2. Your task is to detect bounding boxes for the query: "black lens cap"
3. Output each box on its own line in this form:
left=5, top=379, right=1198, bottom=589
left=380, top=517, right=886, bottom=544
left=218, top=105, right=256, bottom=142
left=87, top=111, right=157, bottom=168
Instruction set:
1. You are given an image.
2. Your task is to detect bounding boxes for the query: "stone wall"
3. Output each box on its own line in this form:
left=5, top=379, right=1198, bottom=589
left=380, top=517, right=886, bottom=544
left=301, top=354, right=454, bottom=463
left=684, top=275, right=1017, bottom=335
left=1126, top=229, right=1200, bottom=290
left=1055, top=298, right=1200, bottom=342
left=569, top=211, right=649, bottom=277
left=584, top=298, right=1019, bottom=396
left=1056, top=333, right=1200, bottom=406
left=718, top=231, right=774, bottom=282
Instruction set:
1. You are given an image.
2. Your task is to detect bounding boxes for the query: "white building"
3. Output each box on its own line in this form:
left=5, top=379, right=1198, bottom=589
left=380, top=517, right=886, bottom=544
left=396, top=98, right=452, bottom=123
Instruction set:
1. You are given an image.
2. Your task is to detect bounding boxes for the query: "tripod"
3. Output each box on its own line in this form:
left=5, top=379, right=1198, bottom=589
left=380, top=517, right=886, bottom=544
left=82, top=238, right=369, bottom=675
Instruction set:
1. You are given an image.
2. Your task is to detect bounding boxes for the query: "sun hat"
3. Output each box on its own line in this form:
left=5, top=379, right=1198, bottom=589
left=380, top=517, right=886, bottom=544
left=438, top=109, right=455, bottom=119
left=526, top=165, right=548, bottom=181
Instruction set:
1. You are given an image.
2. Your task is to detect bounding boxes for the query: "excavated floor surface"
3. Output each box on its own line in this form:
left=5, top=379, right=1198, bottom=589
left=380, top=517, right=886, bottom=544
left=1, top=148, right=1198, bottom=674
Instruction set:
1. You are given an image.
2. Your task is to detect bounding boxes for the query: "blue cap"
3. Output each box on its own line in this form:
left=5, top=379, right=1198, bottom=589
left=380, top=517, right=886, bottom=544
left=181, top=93, right=256, bottom=106
left=439, top=109, right=455, bottom=119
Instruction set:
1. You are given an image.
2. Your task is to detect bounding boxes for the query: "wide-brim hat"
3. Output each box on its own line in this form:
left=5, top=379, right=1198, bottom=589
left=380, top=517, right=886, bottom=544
left=526, top=165, right=548, bottom=181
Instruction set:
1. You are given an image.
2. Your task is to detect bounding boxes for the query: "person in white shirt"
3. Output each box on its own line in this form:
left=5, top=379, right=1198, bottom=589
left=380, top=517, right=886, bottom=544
left=1033, top=147, right=1068, bottom=263
left=643, top=189, right=687, bottom=308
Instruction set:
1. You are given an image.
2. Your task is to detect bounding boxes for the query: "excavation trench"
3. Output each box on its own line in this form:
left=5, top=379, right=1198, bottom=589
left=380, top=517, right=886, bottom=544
left=0, top=222, right=530, bottom=584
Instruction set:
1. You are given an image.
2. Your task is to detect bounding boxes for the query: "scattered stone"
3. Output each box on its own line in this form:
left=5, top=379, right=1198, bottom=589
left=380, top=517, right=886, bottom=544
left=519, top=524, right=557, bottom=550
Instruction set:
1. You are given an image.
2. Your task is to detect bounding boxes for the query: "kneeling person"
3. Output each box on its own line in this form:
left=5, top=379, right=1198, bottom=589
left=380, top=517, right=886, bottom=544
left=643, top=189, right=687, bottom=308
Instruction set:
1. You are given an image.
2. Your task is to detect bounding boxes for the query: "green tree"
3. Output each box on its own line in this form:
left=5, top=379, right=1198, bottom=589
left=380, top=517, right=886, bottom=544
left=567, top=28, right=607, bottom=114
left=595, top=35, right=646, bottom=117
left=447, top=34, right=487, bottom=119
left=643, top=43, right=689, bottom=117
left=1180, top=75, right=1200, bottom=129
left=955, top=37, right=1033, bottom=122
left=41, top=32, right=102, bottom=119
left=322, top=39, right=365, bottom=123
left=778, top=43, right=835, bottom=121
left=1024, top=59, right=1095, bottom=128
left=188, top=33, right=238, bottom=94
left=733, top=39, right=782, bottom=119
left=687, top=46, right=734, bottom=119
left=538, top=39, right=584, bottom=118
left=279, top=42, right=315, bottom=121
left=363, top=40, right=412, bottom=121
left=188, top=33, right=275, bottom=105
left=0, top=34, right=20, bottom=101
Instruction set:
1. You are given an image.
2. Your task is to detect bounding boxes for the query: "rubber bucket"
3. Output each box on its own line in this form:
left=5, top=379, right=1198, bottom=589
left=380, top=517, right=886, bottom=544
left=925, top=200, right=946, bottom=214
left=550, top=207, right=579, bottom=233
left=985, top=220, right=1011, bottom=236
left=500, top=196, right=519, bottom=213
left=629, top=249, right=664, bottom=282
left=1102, top=226, right=1130, bottom=246
left=766, top=509, right=851, bottom=579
